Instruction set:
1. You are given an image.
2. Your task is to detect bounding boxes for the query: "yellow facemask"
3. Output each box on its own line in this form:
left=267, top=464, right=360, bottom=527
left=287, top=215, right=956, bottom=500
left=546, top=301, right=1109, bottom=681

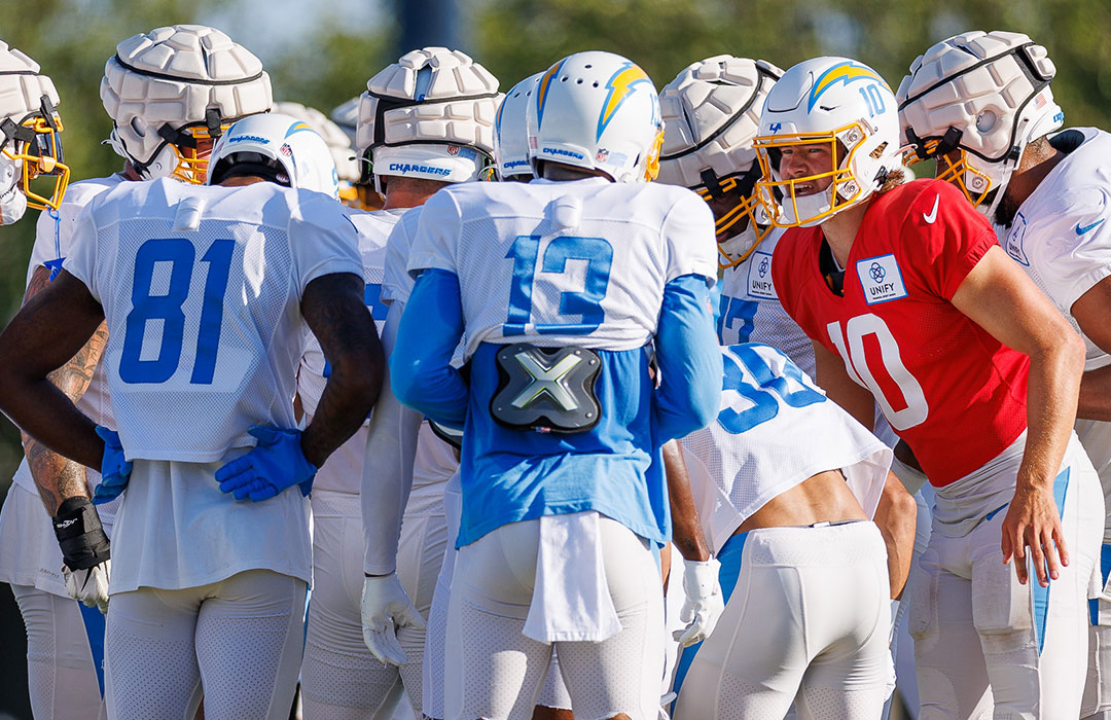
left=752, top=121, right=870, bottom=228
left=695, top=174, right=774, bottom=268
left=2, top=112, right=69, bottom=211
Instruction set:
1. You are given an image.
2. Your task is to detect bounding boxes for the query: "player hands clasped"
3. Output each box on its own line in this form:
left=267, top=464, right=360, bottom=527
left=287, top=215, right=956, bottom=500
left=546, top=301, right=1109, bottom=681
left=757, top=55, right=1101, bottom=718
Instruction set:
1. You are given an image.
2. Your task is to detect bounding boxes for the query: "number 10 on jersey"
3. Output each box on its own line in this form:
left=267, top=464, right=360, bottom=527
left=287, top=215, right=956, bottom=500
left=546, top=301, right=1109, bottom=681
left=119, top=237, right=234, bottom=385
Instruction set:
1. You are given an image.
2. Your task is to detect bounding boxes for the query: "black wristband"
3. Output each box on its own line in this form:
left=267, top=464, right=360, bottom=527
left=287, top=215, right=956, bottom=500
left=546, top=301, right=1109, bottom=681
left=52, top=497, right=110, bottom=571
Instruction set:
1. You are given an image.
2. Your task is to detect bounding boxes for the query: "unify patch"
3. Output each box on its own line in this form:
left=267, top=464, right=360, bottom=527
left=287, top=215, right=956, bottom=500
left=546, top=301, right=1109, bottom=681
left=855, top=254, right=907, bottom=304
left=746, top=251, right=776, bottom=299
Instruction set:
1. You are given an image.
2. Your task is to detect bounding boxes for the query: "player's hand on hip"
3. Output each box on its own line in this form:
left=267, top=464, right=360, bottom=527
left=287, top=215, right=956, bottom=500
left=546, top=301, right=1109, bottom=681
left=361, top=573, right=426, bottom=666
left=93, top=426, right=132, bottom=503
left=674, top=557, right=724, bottom=647
left=214, top=425, right=318, bottom=502
left=1001, top=483, right=1069, bottom=587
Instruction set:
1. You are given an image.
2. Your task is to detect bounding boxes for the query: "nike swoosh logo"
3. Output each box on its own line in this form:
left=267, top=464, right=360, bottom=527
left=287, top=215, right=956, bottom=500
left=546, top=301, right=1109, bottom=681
left=1076, top=218, right=1105, bottom=235
left=923, top=195, right=940, bottom=224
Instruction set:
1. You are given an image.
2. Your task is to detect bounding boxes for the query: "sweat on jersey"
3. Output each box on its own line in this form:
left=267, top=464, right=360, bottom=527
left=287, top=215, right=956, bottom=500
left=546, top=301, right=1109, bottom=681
left=680, top=343, right=891, bottom=553
left=773, top=179, right=1029, bottom=486
left=390, top=177, right=722, bottom=548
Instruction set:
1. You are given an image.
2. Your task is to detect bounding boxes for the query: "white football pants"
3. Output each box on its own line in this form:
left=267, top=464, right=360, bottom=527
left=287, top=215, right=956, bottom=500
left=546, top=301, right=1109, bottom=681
left=445, top=515, right=663, bottom=720
left=909, top=438, right=1102, bottom=719
left=300, top=489, right=446, bottom=720
left=423, top=472, right=573, bottom=720
left=673, top=521, right=891, bottom=720
left=103, top=569, right=305, bottom=720
left=10, top=583, right=107, bottom=720
left=1077, top=416, right=1111, bottom=720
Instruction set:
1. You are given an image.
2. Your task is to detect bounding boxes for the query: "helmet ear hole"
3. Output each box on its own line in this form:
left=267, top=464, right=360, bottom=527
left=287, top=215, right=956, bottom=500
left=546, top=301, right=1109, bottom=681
left=896, top=31, right=1062, bottom=218
left=101, top=25, right=273, bottom=181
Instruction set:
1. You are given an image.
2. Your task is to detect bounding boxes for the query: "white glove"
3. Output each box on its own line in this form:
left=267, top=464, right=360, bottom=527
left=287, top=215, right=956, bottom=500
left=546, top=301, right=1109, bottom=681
left=361, top=573, right=426, bottom=666
left=673, top=558, right=724, bottom=647
left=0, top=154, right=27, bottom=225
left=63, top=560, right=111, bottom=614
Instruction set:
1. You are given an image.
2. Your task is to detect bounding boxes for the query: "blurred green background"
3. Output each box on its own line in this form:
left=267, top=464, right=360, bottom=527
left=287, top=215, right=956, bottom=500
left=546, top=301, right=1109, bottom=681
left=1, top=0, right=1110, bottom=716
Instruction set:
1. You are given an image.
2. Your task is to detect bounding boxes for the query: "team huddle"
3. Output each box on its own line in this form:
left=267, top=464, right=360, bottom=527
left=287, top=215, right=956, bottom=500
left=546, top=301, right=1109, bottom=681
left=0, top=22, right=1109, bottom=720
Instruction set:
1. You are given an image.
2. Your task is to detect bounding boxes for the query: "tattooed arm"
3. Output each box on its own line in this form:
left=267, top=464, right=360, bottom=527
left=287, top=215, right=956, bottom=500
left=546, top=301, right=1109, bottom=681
left=300, top=272, right=385, bottom=467
left=19, top=265, right=110, bottom=515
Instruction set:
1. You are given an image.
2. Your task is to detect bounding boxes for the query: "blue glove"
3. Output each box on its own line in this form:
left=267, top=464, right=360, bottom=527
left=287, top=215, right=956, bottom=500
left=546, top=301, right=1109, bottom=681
left=92, top=426, right=132, bottom=505
left=215, top=426, right=318, bottom=502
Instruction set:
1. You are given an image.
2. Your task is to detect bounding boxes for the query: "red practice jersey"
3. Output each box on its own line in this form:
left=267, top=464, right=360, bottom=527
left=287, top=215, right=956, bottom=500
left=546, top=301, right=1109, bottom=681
left=773, top=179, right=1029, bottom=486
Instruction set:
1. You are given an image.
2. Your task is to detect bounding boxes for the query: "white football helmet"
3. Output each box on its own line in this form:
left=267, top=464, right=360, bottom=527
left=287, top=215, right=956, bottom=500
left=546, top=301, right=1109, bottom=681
left=658, top=55, right=782, bottom=267
left=527, top=51, right=663, bottom=183
left=753, top=57, right=901, bottom=227
left=275, top=102, right=359, bottom=185
left=356, top=47, right=500, bottom=190
left=101, top=25, right=273, bottom=182
left=897, top=31, right=1060, bottom=218
left=494, top=72, right=542, bottom=180
left=0, top=41, right=68, bottom=216
left=206, top=112, right=339, bottom=198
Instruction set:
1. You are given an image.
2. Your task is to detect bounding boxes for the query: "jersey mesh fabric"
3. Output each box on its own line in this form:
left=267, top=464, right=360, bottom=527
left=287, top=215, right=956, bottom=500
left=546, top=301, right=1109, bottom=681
left=298, top=209, right=398, bottom=495
left=63, top=179, right=363, bottom=462
left=680, top=344, right=890, bottom=551
left=382, top=207, right=420, bottom=304
left=11, top=175, right=125, bottom=500
left=773, top=179, right=1029, bottom=485
left=1001, top=128, right=1111, bottom=370
left=406, top=177, right=718, bottom=360
left=718, top=229, right=816, bottom=377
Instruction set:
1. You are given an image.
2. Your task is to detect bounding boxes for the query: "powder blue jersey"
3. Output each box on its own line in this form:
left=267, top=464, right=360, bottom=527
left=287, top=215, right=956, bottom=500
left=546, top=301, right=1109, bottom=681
left=394, top=177, right=721, bottom=547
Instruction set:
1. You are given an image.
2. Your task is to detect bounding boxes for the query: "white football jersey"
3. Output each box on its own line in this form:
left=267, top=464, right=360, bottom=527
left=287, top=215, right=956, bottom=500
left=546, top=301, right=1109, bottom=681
left=1000, top=127, right=1111, bottom=526
left=407, top=177, right=718, bottom=360
left=719, top=228, right=816, bottom=377
left=10, top=175, right=125, bottom=539
left=680, top=344, right=892, bottom=553
left=382, top=206, right=422, bottom=305
left=297, top=208, right=401, bottom=431
left=64, top=178, right=363, bottom=462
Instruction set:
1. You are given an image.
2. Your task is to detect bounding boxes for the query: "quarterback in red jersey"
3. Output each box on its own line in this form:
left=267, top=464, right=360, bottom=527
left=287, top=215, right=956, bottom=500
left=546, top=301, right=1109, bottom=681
left=756, top=56, right=1102, bottom=718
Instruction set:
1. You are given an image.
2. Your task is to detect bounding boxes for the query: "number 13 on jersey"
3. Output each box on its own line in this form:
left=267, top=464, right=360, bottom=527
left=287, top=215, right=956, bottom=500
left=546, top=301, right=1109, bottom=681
left=503, top=234, right=613, bottom=336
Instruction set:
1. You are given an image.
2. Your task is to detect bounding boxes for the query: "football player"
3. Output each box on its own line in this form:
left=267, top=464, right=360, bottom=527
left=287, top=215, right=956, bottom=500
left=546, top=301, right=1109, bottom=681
left=898, top=30, right=1111, bottom=720
left=673, top=343, right=897, bottom=718
left=756, top=56, right=1102, bottom=718
left=390, top=50, right=722, bottom=720
left=413, top=68, right=583, bottom=720
left=0, top=26, right=272, bottom=720
left=658, top=54, right=921, bottom=720
left=296, top=47, right=500, bottom=720
left=0, top=109, right=381, bottom=720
